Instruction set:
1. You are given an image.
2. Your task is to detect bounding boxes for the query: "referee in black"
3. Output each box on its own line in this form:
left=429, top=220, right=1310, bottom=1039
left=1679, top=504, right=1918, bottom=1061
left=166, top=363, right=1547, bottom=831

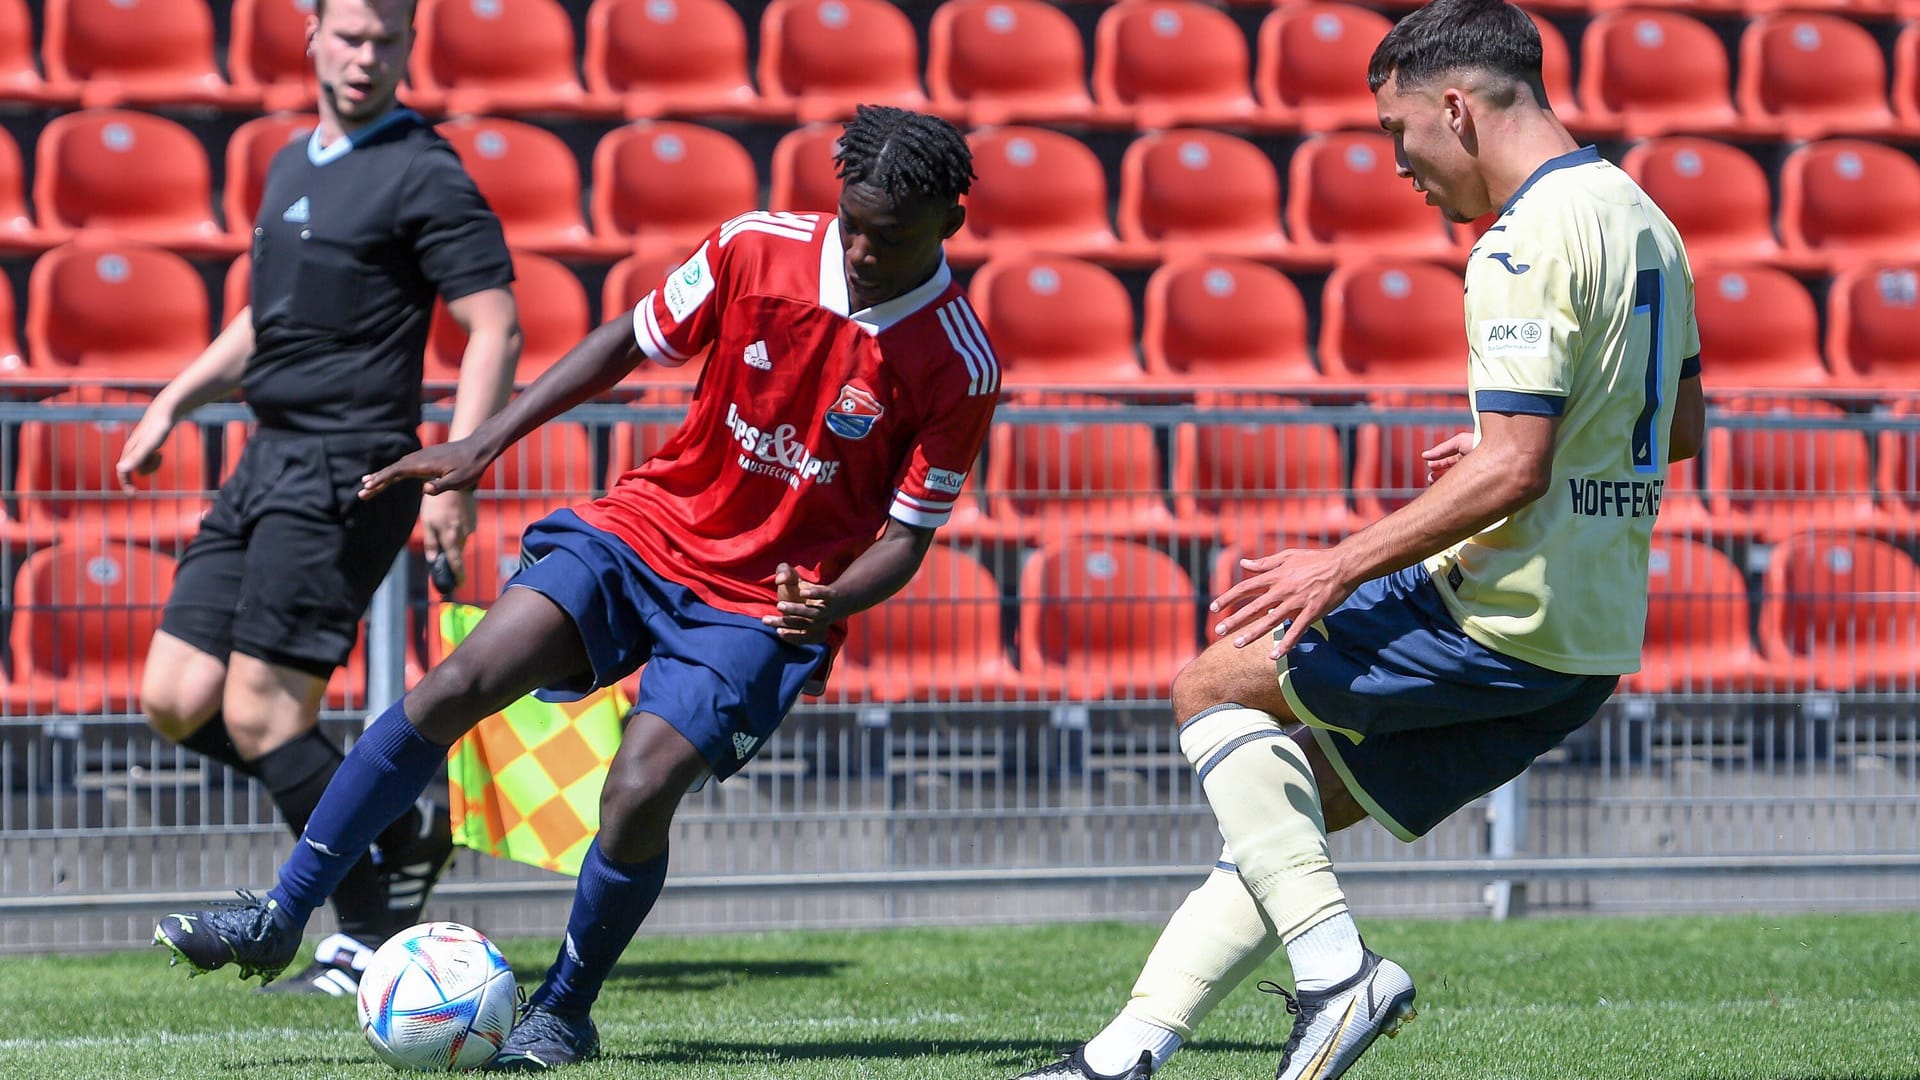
left=114, top=0, right=520, bottom=996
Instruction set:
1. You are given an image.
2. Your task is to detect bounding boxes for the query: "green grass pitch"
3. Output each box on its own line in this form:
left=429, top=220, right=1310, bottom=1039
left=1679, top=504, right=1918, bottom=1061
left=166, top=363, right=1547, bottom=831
left=1, top=912, right=1916, bottom=1079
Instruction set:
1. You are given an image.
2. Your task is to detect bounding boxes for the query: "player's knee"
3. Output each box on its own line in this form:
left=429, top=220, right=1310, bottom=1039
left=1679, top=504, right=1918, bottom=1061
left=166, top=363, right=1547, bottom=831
left=140, top=669, right=212, bottom=743
left=1170, top=647, right=1231, bottom=726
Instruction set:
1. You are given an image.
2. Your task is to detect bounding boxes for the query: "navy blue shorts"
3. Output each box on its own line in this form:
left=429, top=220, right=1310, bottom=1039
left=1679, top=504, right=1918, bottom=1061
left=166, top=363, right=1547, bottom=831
left=506, top=509, right=828, bottom=781
left=1280, top=564, right=1618, bottom=841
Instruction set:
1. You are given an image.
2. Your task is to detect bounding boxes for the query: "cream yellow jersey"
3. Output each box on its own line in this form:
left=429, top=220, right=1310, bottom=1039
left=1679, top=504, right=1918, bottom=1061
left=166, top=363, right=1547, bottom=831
left=1423, top=146, right=1700, bottom=676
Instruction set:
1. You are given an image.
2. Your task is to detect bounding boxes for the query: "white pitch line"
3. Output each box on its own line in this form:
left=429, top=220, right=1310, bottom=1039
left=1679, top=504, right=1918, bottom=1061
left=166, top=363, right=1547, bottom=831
left=0, top=1026, right=323, bottom=1053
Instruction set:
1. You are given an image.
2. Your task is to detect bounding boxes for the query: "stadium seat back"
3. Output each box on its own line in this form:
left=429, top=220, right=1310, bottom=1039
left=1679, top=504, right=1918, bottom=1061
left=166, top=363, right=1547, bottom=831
left=988, top=417, right=1163, bottom=523
left=0, top=124, right=34, bottom=247
left=768, top=123, right=842, bottom=213
left=1692, top=264, right=1827, bottom=390
left=415, top=0, right=582, bottom=96
left=1877, top=399, right=1920, bottom=516
left=1781, top=140, right=1920, bottom=257
left=428, top=250, right=587, bottom=383
left=1255, top=3, right=1392, bottom=122
left=1142, top=257, right=1313, bottom=385
left=438, top=117, right=590, bottom=247
left=1768, top=532, right=1920, bottom=661
left=584, top=0, right=754, bottom=100
left=1120, top=129, right=1282, bottom=246
left=1094, top=0, right=1253, bottom=111
left=1740, top=14, right=1890, bottom=131
left=16, top=386, right=205, bottom=525
left=1719, top=397, right=1872, bottom=506
left=962, top=127, right=1114, bottom=249
left=27, top=241, right=209, bottom=377
left=1019, top=538, right=1198, bottom=680
left=1351, top=392, right=1471, bottom=518
left=1583, top=11, right=1735, bottom=118
left=12, top=542, right=177, bottom=677
left=842, top=545, right=1005, bottom=674
left=929, top=0, right=1089, bottom=110
left=229, top=0, right=314, bottom=104
left=1176, top=405, right=1349, bottom=530
left=970, top=256, right=1138, bottom=385
left=1828, top=262, right=1920, bottom=386
left=1287, top=132, right=1453, bottom=253
left=45, top=0, right=225, bottom=88
left=760, top=0, right=923, bottom=100
left=593, top=122, right=757, bottom=244
left=224, top=113, right=316, bottom=236
left=0, top=0, right=47, bottom=101
left=1319, top=261, right=1464, bottom=386
left=1619, top=138, right=1777, bottom=261
left=1643, top=536, right=1753, bottom=653
left=35, top=109, right=215, bottom=236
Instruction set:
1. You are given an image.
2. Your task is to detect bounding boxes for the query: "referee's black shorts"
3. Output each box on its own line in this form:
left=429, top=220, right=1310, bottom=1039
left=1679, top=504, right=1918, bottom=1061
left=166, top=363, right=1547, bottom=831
left=160, top=428, right=423, bottom=679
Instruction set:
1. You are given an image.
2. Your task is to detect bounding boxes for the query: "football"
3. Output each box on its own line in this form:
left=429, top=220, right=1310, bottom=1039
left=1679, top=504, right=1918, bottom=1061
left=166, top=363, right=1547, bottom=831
left=356, top=921, right=518, bottom=1072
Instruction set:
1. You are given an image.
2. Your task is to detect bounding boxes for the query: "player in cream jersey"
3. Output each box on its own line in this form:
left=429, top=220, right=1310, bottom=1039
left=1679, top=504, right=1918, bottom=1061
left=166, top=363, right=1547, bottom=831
left=1431, top=146, right=1701, bottom=675
left=1012, top=3, right=1704, bottom=1079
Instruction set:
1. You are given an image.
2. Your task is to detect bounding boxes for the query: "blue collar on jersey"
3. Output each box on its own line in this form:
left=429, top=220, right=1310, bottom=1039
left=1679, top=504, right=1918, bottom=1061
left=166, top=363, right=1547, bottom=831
left=1498, top=144, right=1602, bottom=217
left=308, top=108, right=421, bottom=166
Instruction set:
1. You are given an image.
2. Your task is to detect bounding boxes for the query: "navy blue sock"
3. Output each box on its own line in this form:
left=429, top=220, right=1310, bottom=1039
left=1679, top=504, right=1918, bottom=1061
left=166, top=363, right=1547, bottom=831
left=268, top=699, right=448, bottom=932
left=530, top=840, right=669, bottom=1014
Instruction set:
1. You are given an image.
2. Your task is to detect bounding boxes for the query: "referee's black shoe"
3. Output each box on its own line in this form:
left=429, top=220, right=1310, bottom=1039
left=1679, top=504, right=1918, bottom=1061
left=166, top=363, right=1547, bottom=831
left=382, top=796, right=455, bottom=931
left=153, top=890, right=301, bottom=984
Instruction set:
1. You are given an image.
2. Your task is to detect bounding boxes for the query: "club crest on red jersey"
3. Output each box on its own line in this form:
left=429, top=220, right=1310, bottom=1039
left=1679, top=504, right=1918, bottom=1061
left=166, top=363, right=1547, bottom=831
left=825, top=383, right=884, bottom=440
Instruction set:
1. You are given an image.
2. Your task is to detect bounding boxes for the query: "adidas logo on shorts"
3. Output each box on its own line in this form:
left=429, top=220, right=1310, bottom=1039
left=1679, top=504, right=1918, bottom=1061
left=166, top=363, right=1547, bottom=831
left=732, top=732, right=759, bottom=760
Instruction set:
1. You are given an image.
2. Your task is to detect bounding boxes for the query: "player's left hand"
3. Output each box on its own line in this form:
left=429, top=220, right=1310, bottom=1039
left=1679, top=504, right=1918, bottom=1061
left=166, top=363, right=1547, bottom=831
left=764, top=562, right=837, bottom=644
left=1209, top=546, right=1357, bottom=660
left=417, top=489, right=475, bottom=591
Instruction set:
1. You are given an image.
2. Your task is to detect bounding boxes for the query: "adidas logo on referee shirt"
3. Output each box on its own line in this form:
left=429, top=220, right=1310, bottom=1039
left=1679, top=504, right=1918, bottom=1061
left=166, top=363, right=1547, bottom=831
left=282, top=196, right=310, bottom=224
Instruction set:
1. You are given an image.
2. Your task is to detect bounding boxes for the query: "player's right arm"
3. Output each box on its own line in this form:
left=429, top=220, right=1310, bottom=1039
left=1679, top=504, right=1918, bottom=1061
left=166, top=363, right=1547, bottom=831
left=114, top=308, right=255, bottom=489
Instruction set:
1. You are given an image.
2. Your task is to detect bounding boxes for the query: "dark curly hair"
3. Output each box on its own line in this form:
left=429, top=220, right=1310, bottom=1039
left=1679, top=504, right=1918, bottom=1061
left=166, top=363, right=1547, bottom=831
left=833, top=105, right=975, bottom=204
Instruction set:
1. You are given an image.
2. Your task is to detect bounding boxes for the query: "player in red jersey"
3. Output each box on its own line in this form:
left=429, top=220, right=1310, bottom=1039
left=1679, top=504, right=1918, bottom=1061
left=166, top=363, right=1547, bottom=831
left=154, top=106, right=994, bottom=1071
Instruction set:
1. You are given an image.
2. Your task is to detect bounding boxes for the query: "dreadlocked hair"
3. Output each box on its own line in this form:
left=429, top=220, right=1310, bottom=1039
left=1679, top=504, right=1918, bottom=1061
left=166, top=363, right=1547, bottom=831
left=833, top=105, right=975, bottom=202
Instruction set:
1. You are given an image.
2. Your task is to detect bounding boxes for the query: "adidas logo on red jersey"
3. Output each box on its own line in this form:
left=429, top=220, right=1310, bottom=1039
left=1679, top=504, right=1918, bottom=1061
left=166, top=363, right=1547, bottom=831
left=743, top=340, right=772, bottom=370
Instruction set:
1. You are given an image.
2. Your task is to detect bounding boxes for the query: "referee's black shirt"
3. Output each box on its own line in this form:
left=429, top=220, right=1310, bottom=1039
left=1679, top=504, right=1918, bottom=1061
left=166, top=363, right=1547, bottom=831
left=244, top=109, right=514, bottom=435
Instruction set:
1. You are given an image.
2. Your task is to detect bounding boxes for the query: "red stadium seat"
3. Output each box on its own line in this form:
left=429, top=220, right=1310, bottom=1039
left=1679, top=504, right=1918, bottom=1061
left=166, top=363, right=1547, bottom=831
left=0, top=125, right=55, bottom=255
left=1093, top=0, right=1261, bottom=129
left=1876, top=398, right=1920, bottom=529
left=949, top=127, right=1137, bottom=266
left=223, top=252, right=251, bottom=323
left=5, top=387, right=208, bottom=551
left=1350, top=391, right=1470, bottom=520
left=768, top=123, right=842, bottom=214
left=757, top=0, right=931, bottom=123
left=1618, top=138, right=1805, bottom=271
left=1174, top=395, right=1357, bottom=543
left=1737, top=14, right=1893, bottom=141
left=1779, top=139, right=1920, bottom=270
left=1744, top=0, right=1894, bottom=16
left=0, top=272, right=20, bottom=375
left=1759, top=531, right=1920, bottom=692
left=1285, top=132, right=1460, bottom=266
left=1897, top=22, right=1920, bottom=133
left=1828, top=262, right=1920, bottom=391
left=228, top=0, right=316, bottom=112
left=1692, top=264, right=1833, bottom=392
left=928, top=0, right=1117, bottom=127
left=6, top=542, right=178, bottom=715
left=969, top=256, right=1143, bottom=389
left=1318, top=261, right=1465, bottom=390
left=1627, top=536, right=1776, bottom=693
left=1016, top=538, right=1199, bottom=701
left=222, top=112, right=317, bottom=240
left=603, top=253, right=709, bottom=395
left=1657, top=457, right=1715, bottom=539
left=583, top=0, right=774, bottom=121
left=42, top=0, right=254, bottom=109
left=1141, top=257, right=1318, bottom=390
left=1578, top=11, right=1753, bottom=138
left=1708, top=397, right=1879, bottom=542
left=1117, top=129, right=1291, bottom=262
left=0, top=0, right=73, bottom=106
left=1526, top=10, right=1613, bottom=138
left=426, top=250, right=587, bottom=386
left=979, top=413, right=1189, bottom=542
left=33, top=109, right=236, bottom=255
left=438, top=116, right=621, bottom=260
left=410, top=0, right=612, bottom=117
left=25, top=240, right=209, bottom=386
left=604, top=414, right=693, bottom=488
left=421, top=417, right=597, bottom=528
left=1254, top=3, right=1393, bottom=133
left=837, top=545, right=1024, bottom=703
left=591, top=122, right=758, bottom=261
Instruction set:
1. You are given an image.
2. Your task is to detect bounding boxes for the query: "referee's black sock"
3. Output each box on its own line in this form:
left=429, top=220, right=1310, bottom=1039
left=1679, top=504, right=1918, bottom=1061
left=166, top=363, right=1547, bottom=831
left=176, top=712, right=255, bottom=775
left=251, top=728, right=393, bottom=945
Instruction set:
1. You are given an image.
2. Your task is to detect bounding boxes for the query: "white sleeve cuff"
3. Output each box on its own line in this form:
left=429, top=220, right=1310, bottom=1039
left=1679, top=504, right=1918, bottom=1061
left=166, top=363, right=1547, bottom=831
left=630, top=292, right=689, bottom=366
left=890, top=492, right=953, bottom=529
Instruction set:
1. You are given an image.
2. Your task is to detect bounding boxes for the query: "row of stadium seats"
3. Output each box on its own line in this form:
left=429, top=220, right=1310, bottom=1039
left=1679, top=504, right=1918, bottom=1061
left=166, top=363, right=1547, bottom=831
left=8, top=527, right=1920, bottom=718
left=7, top=384, right=1919, bottom=555
left=7, top=107, right=1918, bottom=276
left=6, top=237, right=1919, bottom=395
left=7, top=0, right=1920, bottom=139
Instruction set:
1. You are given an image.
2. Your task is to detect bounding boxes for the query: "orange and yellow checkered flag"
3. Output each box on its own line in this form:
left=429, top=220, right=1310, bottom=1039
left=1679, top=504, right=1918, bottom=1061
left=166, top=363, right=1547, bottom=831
left=440, top=603, right=627, bottom=876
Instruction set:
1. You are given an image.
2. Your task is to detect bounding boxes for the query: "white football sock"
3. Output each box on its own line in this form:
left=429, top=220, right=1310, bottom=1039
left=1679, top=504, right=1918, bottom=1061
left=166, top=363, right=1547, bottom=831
left=1082, top=1012, right=1182, bottom=1075
left=1285, top=911, right=1365, bottom=992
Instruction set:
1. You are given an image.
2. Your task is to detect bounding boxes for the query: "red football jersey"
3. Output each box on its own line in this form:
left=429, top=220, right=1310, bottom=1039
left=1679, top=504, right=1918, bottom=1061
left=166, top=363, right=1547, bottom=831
left=574, top=210, right=1001, bottom=623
